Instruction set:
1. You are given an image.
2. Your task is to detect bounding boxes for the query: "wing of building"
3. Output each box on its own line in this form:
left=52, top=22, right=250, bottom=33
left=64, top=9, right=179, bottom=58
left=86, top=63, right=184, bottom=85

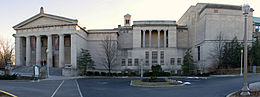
left=13, top=3, right=255, bottom=76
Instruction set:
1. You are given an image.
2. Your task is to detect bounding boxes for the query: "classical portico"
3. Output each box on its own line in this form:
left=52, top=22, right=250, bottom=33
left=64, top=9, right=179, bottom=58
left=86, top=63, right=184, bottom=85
left=13, top=7, right=87, bottom=70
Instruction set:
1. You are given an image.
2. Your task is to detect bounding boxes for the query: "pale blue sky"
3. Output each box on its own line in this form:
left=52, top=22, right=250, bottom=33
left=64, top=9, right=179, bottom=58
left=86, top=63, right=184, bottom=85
left=1, top=0, right=259, bottom=42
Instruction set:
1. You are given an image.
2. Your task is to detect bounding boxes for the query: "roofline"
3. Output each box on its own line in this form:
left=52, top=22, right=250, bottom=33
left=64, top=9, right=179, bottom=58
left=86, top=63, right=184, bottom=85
left=198, top=3, right=254, bottom=15
left=134, top=20, right=176, bottom=22
left=13, top=12, right=78, bottom=30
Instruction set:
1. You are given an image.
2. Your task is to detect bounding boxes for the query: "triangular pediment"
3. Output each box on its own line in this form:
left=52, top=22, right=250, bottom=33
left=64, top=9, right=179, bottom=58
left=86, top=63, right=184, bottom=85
left=13, top=13, right=78, bottom=30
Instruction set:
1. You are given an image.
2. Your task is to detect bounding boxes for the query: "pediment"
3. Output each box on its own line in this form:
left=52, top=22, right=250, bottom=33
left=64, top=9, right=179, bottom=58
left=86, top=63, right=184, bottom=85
left=13, top=13, right=78, bottom=30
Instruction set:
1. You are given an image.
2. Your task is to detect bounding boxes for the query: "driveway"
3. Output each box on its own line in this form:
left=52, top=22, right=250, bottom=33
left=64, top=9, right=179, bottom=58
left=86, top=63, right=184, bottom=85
left=0, top=75, right=260, bottom=97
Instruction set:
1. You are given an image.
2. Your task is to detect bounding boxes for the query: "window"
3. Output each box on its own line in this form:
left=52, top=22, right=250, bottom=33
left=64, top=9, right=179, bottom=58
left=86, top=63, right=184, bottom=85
left=121, top=59, right=126, bottom=66
left=160, top=51, right=164, bottom=65
left=145, top=51, right=149, bottom=65
left=141, top=31, right=143, bottom=48
left=170, top=58, right=175, bottom=65
left=166, top=30, right=169, bottom=47
left=134, top=58, right=139, bottom=66
left=125, top=20, right=130, bottom=24
left=177, top=58, right=182, bottom=65
left=214, top=10, right=218, bottom=13
left=152, top=51, right=158, bottom=64
left=128, top=51, right=132, bottom=58
left=198, top=46, right=200, bottom=61
left=128, top=59, right=132, bottom=66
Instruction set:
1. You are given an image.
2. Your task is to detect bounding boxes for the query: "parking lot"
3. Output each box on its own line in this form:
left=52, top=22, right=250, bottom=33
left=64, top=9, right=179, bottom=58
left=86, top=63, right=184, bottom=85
left=0, top=75, right=260, bottom=97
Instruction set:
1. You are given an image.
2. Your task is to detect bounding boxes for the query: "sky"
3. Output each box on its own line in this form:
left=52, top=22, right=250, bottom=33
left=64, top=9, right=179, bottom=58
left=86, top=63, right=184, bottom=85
left=1, top=0, right=259, bottom=42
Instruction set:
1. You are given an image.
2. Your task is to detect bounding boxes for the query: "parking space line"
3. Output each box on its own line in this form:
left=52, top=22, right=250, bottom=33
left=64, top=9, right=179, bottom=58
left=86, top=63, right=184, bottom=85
left=75, top=79, right=83, bottom=97
left=51, top=80, right=64, bottom=97
left=0, top=90, right=17, bottom=97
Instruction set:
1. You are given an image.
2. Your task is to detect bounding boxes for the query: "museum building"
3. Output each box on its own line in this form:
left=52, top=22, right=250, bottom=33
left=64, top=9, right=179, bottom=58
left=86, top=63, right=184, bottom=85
left=13, top=3, right=255, bottom=76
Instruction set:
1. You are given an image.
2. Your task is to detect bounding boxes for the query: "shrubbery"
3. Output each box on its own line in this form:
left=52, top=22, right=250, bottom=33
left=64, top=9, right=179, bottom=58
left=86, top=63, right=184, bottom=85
left=143, top=72, right=170, bottom=77
left=0, top=74, right=17, bottom=80
left=143, top=65, right=171, bottom=77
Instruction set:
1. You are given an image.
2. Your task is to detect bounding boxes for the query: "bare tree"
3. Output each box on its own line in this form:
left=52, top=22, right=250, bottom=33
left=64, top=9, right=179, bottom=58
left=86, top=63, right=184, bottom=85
left=100, top=35, right=119, bottom=75
left=210, top=32, right=224, bottom=71
left=0, top=39, right=14, bottom=69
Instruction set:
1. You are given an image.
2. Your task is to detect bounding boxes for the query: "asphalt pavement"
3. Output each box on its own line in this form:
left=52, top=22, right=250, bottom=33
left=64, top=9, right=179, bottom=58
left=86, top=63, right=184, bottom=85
left=0, top=75, right=260, bottom=97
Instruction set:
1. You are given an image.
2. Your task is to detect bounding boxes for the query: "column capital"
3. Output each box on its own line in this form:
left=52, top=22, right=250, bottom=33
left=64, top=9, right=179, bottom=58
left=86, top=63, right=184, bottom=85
left=36, top=35, right=41, bottom=37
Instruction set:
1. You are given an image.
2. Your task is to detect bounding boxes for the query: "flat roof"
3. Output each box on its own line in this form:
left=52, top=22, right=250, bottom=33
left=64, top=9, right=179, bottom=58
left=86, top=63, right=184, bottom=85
left=199, top=3, right=254, bottom=15
left=133, top=20, right=176, bottom=26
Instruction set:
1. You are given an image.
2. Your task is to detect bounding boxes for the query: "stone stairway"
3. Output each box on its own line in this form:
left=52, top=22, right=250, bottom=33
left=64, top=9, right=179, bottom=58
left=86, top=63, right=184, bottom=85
left=12, top=65, right=62, bottom=76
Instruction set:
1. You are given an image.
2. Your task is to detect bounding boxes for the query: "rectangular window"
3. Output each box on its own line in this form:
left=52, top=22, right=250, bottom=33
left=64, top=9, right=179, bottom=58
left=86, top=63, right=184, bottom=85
left=152, top=51, right=158, bottom=64
left=160, top=51, right=164, bottom=65
left=128, top=59, right=132, bottom=66
left=214, top=10, right=218, bottom=13
left=145, top=51, right=149, bottom=65
left=125, top=20, right=130, bottom=24
left=166, top=30, right=168, bottom=47
left=170, top=58, right=175, bottom=65
left=134, top=58, right=139, bottom=66
left=177, top=58, right=182, bottom=65
left=198, top=46, right=200, bottom=61
left=128, top=51, right=132, bottom=58
left=121, top=59, right=126, bottom=66
left=141, top=31, right=143, bottom=48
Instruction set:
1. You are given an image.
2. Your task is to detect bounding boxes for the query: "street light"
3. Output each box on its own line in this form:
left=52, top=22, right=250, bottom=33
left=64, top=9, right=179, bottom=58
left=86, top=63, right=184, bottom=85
left=46, top=49, right=50, bottom=78
left=240, top=49, right=243, bottom=76
left=140, top=59, right=144, bottom=80
left=240, top=4, right=250, bottom=96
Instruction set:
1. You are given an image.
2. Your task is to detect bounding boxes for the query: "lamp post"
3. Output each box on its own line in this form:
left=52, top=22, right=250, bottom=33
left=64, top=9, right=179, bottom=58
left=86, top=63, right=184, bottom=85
left=140, top=59, right=144, bottom=80
left=240, top=49, right=243, bottom=76
left=240, top=4, right=250, bottom=96
left=46, top=49, right=50, bottom=78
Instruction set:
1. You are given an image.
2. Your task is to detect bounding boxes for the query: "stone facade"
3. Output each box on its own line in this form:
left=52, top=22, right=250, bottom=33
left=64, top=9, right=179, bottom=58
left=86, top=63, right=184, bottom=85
left=13, top=3, right=255, bottom=75
left=177, top=3, right=254, bottom=73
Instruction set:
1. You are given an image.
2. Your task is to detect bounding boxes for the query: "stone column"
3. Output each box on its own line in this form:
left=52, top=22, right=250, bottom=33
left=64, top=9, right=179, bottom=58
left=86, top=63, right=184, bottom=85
left=36, top=35, right=41, bottom=66
left=143, top=30, right=145, bottom=48
left=158, top=30, right=160, bottom=48
left=47, top=35, right=53, bottom=67
left=15, top=36, right=22, bottom=66
left=164, top=31, right=166, bottom=48
left=26, top=36, right=31, bottom=66
left=59, top=34, right=65, bottom=68
left=71, top=34, right=77, bottom=68
left=149, top=30, right=152, bottom=48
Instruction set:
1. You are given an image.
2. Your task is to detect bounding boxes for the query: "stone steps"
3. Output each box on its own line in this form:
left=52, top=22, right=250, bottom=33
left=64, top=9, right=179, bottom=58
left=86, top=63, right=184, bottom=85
left=12, top=65, right=62, bottom=76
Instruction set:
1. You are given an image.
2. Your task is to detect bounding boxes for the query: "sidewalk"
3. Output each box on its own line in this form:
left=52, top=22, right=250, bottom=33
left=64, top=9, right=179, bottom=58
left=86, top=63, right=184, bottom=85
left=41, top=76, right=85, bottom=81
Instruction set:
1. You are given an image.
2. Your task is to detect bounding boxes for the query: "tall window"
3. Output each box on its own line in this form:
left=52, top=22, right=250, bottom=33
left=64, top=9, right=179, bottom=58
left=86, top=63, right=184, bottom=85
left=198, top=46, right=200, bottom=61
left=166, top=30, right=169, bottom=47
left=134, top=58, right=139, bottom=66
left=141, top=31, right=143, bottom=48
left=121, top=59, right=126, bottom=66
left=31, top=37, right=36, bottom=54
left=152, top=51, right=158, bottom=64
left=170, top=58, right=175, bottom=65
left=177, top=58, right=182, bottom=65
left=125, top=20, right=130, bottom=24
left=145, top=51, right=149, bottom=65
left=128, top=59, right=132, bottom=66
left=160, top=51, right=164, bottom=65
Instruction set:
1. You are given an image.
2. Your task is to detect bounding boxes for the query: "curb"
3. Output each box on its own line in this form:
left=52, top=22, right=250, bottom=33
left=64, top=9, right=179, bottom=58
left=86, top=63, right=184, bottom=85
left=0, top=90, right=17, bottom=97
left=226, top=91, right=238, bottom=97
left=40, top=76, right=85, bottom=81
left=129, top=80, right=185, bottom=88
